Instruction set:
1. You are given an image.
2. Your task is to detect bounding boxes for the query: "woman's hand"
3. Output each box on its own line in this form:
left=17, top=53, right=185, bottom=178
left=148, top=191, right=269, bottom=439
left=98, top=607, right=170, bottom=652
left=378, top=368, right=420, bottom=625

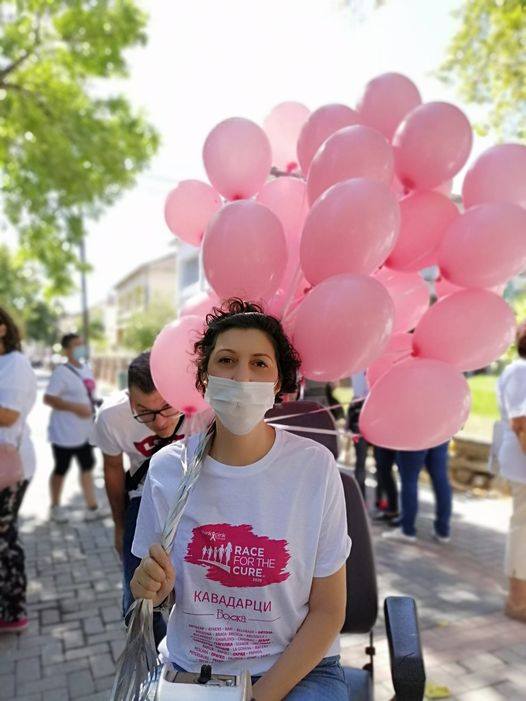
left=130, top=544, right=175, bottom=607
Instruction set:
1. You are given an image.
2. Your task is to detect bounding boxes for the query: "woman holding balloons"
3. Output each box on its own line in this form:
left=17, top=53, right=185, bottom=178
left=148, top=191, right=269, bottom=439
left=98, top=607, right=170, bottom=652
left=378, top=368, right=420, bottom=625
left=131, top=300, right=352, bottom=700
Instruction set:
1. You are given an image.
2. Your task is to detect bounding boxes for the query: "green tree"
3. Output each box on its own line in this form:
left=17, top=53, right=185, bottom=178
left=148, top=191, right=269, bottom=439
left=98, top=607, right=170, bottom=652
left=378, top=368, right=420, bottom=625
left=0, top=0, right=159, bottom=295
left=0, top=243, right=62, bottom=343
left=121, top=300, right=176, bottom=353
left=439, top=0, right=526, bottom=141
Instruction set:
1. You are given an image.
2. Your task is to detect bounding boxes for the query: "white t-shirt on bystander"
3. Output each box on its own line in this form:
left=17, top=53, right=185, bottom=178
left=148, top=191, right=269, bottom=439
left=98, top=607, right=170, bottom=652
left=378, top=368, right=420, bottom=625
left=132, top=428, right=351, bottom=677
left=497, top=358, right=526, bottom=485
left=0, top=351, right=37, bottom=480
left=46, top=363, right=95, bottom=447
left=92, top=390, right=187, bottom=499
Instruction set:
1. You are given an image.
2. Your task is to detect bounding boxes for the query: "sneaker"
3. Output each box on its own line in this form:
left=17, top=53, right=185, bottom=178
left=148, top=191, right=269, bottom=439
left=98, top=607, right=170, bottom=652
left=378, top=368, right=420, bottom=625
left=0, top=617, right=29, bottom=634
left=84, top=505, right=109, bottom=521
left=381, top=528, right=417, bottom=543
left=50, top=505, right=68, bottom=523
left=433, top=531, right=451, bottom=544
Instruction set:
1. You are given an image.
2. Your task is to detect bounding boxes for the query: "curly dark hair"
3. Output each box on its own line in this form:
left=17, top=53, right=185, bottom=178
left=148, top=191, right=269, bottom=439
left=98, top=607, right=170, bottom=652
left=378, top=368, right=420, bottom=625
left=0, top=306, right=22, bottom=353
left=194, top=299, right=301, bottom=401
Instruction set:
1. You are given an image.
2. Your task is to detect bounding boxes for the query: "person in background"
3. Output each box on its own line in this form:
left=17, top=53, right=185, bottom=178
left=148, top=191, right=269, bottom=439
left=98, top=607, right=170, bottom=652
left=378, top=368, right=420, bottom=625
left=93, top=351, right=187, bottom=645
left=0, top=307, right=37, bottom=633
left=383, top=442, right=452, bottom=544
left=497, top=322, right=526, bottom=622
left=44, top=333, right=101, bottom=523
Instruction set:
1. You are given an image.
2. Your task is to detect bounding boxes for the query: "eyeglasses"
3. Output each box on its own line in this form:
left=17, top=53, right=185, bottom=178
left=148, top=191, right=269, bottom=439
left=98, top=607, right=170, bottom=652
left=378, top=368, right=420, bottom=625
left=132, top=406, right=181, bottom=424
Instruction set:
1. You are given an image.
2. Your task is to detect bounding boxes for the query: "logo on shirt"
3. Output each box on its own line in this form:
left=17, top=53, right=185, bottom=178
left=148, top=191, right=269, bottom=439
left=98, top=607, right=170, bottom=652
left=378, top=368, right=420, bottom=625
left=185, top=523, right=290, bottom=588
left=133, top=435, right=162, bottom=457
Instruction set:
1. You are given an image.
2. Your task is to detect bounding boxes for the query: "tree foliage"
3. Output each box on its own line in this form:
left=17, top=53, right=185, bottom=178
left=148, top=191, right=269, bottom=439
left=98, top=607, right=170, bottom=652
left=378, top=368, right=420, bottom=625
left=121, top=300, right=176, bottom=353
left=0, top=0, right=160, bottom=294
left=0, top=243, right=61, bottom=343
left=439, top=0, right=526, bottom=141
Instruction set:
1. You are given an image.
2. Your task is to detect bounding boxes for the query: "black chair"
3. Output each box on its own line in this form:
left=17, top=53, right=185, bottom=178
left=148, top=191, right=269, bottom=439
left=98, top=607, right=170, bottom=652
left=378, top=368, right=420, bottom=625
left=266, top=401, right=426, bottom=701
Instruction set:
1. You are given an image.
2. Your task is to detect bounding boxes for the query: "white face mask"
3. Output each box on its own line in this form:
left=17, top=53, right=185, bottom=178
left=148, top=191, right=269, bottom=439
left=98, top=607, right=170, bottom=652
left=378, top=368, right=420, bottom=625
left=204, top=376, right=277, bottom=436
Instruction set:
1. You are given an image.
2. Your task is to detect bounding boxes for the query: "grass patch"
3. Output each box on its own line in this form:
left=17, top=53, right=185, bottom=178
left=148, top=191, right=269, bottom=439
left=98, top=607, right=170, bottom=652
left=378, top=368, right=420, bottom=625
left=467, top=374, right=499, bottom=420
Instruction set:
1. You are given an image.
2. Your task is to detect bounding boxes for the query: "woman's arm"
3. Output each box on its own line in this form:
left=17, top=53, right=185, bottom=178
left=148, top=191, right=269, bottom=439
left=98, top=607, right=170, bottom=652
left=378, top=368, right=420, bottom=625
left=252, top=565, right=346, bottom=701
left=511, top=416, right=526, bottom=453
left=44, top=393, right=92, bottom=417
left=0, top=406, right=20, bottom=427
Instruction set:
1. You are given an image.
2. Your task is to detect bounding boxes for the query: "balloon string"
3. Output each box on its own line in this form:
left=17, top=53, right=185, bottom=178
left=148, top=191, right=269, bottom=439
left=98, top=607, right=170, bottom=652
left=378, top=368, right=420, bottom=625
left=267, top=400, right=363, bottom=424
left=267, top=422, right=358, bottom=438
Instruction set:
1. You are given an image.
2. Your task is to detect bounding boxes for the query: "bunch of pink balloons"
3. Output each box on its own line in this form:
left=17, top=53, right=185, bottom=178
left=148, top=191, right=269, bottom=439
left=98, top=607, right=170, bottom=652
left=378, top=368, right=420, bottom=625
left=156, top=71, right=525, bottom=450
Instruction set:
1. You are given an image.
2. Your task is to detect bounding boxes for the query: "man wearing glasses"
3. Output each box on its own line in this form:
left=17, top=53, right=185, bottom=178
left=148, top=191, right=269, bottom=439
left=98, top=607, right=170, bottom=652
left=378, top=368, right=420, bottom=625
left=93, top=351, right=185, bottom=644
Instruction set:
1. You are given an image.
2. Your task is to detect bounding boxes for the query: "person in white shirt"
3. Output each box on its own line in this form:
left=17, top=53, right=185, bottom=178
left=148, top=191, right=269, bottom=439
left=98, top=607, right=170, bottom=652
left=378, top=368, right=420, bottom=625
left=92, top=351, right=186, bottom=645
left=497, top=322, right=526, bottom=623
left=131, top=299, right=351, bottom=700
left=44, top=333, right=101, bottom=523
left=0, top=306, right=37, bottom=634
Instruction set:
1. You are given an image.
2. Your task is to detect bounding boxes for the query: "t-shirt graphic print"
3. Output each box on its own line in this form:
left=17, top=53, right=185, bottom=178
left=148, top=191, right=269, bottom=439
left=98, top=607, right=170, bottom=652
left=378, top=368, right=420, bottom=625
left=185, top=523, right=290, bottom=587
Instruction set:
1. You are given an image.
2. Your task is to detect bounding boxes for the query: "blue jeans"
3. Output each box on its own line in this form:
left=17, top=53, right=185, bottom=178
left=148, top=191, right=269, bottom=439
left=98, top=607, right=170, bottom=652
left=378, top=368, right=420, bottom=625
left=168, top=655, right=348, bottom=700
left=397, top=442, right=452, bottom=538
left=123, top=496, right=167, bottom=647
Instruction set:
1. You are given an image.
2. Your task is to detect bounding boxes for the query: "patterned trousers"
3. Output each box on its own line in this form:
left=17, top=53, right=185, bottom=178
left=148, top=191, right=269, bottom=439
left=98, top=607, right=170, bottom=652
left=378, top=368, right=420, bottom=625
left=0, top=479, right=29, bottom=622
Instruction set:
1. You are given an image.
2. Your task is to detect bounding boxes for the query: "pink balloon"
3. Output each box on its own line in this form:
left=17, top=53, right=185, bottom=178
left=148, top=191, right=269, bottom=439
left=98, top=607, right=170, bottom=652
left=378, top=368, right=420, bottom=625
left=462, top=143, right=526, bottom=209
left=307, top=125, right=394, bottom=205
left=357, top=72, right=422, bottom=141
left=164, top=180, right=222, bottom=246
left=301, top=178, right=400, bottom=284
left=257, top=177, right=310, bottom=314
left=203, top=117, right=272, bottom=200
left=203, top=200, right=287, bottom=300
left=180, top=290, right=220, bottom=318
left=413, top=289, right=516, bottom=372
left=373, top=267, right=429, bottom=333
left=385, top=191, right=459, bottom=271
left=435, top=274, right=463, bottom=299
left=359, top=358, right=471, bottom=450
left=296, top=104, right=361, bottom=175
left=151, top=315, right=209, bottom=415
left=366, top=333, right=413, bottom=387
left=263, top=102, right=310, bottom=173
left=438, top=202, right=526, bottom=288
left=292, top=274, right=394, bottom=381
left=393, top=102, right=473, bottom=190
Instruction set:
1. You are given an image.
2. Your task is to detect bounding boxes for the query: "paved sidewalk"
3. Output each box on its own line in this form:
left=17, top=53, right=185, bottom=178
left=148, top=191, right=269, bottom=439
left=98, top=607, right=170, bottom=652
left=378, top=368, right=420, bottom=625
left=2, top=379, right=525, bottom=700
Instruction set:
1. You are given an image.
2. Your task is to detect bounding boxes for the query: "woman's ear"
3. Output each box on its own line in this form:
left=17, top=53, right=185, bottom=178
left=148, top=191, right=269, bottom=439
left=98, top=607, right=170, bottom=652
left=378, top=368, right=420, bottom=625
left=0, top=324, right=6, bottom=339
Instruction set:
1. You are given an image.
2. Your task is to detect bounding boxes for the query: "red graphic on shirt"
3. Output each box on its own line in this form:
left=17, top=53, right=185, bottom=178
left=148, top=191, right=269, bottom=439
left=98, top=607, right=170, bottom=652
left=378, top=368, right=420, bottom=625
left=132, top=433, right=184, bottom=457
left=185, top=523, right=290, bottom=588
left=133, top=434, right=162, bottom=457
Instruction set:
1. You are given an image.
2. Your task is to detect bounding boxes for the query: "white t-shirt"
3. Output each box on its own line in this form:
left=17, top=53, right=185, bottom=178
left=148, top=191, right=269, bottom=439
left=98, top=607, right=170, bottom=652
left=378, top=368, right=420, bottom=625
left=0, top=351, right=37, bottom=480
left=132, top=429, right=351, bottom=677
left=92, top=390, right=187, bottom=499
left=46, top=363, right=95, bottom=447
left=497, top=359, right=526, bottom=484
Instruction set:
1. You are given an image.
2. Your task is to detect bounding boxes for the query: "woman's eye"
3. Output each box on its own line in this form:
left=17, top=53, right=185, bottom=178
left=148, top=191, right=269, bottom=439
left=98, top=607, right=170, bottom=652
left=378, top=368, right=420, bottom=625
left=218, top=357, right=233, bottom=364
left=255, top=360, right=268, bottom=368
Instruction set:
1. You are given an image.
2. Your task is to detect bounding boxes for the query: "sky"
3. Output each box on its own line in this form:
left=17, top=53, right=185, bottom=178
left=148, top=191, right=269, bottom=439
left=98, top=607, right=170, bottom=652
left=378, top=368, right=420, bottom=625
left=54, top=0, right=494, bottom=312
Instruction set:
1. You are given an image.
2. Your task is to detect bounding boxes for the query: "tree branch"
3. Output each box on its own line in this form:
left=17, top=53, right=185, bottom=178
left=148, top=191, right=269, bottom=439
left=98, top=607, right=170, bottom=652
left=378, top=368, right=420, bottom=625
left=0, top=11, right=43, bottom=81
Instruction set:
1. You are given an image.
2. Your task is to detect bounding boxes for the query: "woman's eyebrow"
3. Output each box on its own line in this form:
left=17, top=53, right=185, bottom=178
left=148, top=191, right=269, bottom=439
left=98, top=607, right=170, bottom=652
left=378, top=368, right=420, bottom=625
left=252, top=353, right=274, bottom=360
